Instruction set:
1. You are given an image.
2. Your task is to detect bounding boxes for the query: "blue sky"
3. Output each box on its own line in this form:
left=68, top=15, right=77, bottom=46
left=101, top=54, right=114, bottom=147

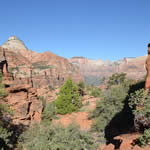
left=0, top=0, right=150, bottom=61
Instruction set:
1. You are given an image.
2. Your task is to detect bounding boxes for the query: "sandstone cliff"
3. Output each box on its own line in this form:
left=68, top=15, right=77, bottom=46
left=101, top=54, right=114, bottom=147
left=69, top=56, right=147, bottom=83
left=0, top=36, right=84, bottom=125
left=0, top=36, right=83, bottom=89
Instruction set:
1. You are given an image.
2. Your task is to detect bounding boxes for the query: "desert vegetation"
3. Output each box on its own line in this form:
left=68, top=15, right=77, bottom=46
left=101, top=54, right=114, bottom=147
left=1, top=72, right=150, bottom=149
left=55, top=78, right=82, bottom=114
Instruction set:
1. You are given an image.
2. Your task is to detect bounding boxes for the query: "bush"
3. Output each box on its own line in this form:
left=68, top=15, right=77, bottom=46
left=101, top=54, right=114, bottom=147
left=42, top=101, right=56, bottom=125
left=55, top=78, right=82, bottom=114
left=107, top=73, right=127, bottom=87
left=90, top=85, right=128, bottom=132
left=0, top=72, right=13, bottom=149
left=138, top=129, right=150, bottom=147
left=78, top=80, right=85, bottom=96
left=0, top=103, right=13, bottom=149
left=86, top=86, right=102, bottom=98
left=18, top=124, right=98, bottom=150
left=128, top=89, right=150, bottom=130
left=128, top=88, right=150, bottom=147
left=90, top=88, right=102, bottom=98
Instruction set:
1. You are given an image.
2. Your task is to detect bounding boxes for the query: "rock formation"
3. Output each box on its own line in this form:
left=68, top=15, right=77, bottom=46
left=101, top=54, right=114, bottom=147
left=69, top=55, right=146, bottom=84
left=0, top=36, right=84, bottom=125
left=0, top=48, right=42, bottom=125
left=145, top=43, right=150, bottom=93
left=4, top=84, right=42, bottom=125
left=1, top=35, right=28, bottom=52
left=0, top=36, right=84, bottom=90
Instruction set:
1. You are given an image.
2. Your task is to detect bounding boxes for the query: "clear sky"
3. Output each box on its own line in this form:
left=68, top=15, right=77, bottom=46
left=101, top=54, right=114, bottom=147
left=0, top=0, right=150, bottom=61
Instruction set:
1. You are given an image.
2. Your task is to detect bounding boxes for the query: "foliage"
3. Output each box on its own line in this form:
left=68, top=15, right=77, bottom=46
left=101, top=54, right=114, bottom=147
left=78, top=80, right=85, bottom=96
left=128, top=87, right=150, bottom=147
left=18, top=124, right=98, bottom=150
left=129, top=88, right=146, bottom=111
left=87, top=86, right=102, bottom=98
left=42, top=101, right=56, bottom=125
left=138, top=129, right=150, bottom=147
left=0, top=85, right=7, bottom=98
left=107, top=73, right=127, bottom=87
left=90, top=85, right=128, bottom=132
left=32, top=62, right=54, bottom=70
left=0, top=126, right=12, bottom=148
left=55, top=78, right=82, bottom=114
left=128, top=88, right=150, bottom=128
left=0, top=103, right=13, bottom=149
left=0, top=73, right=7, bottom=98
left=91, top=88, right=102, bottom=98
left=0, top=73, right=14, bottom=149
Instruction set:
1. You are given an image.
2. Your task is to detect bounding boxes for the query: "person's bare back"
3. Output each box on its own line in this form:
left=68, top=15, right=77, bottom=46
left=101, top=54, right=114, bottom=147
left=145, top=43, right=150, bottom=93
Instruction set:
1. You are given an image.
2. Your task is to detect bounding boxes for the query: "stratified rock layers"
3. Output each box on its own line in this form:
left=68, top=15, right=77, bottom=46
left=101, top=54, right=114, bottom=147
left=0, top=36, right=84, bottom=125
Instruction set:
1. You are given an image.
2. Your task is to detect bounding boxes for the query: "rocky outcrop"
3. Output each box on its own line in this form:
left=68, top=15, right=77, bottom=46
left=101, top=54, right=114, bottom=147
left=145, top=44, right=150, bottom=93
left=1, top=35, right=28, bottom=52
left=0, top=36, right=84, bottom=89
left=0, top=36, right=84, bottom=125
left=5, top=84, right=42, bottom=125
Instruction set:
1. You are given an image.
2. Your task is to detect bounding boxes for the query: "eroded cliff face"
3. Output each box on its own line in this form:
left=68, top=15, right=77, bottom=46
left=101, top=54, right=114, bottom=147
left=0, top=36, right=84, bottom=125
left=69, top=56, right=147, bottom=81
left=0, top=36, right=83, bottom=89
left=0, top=59, right=43, bottom=126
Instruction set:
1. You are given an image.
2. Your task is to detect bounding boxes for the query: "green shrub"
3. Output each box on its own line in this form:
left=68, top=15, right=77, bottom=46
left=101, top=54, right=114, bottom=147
left=18, top=124, right=98, bottom=150
left=90, top=88, right=102, bottom=98
left=32, top=62, right=54, bottom=70
left=42, top=101, right=56, bottom=125
left=129, top=88, right=146, bottom=111
left=107, top=73, right=127, bottom=87
left=56, top=78, right=82, bottom=114
left=78, top=80, right=85, bottom=96
left=138, top=129, right=150, bottom=147
left=0, top=103, right=13, bottom=149
left=128, top=88, right=150, bottom=129
left=86, top=86, right=102, bottom=98
left=128, top=88, right=150, bottom=147
left=90, top=85, right=128, bottom=132
left=0, top=126, right=12, bottom=148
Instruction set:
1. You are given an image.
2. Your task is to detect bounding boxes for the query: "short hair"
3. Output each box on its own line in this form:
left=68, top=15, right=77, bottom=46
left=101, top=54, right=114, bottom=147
left=148, top=43, right=150, bottom=47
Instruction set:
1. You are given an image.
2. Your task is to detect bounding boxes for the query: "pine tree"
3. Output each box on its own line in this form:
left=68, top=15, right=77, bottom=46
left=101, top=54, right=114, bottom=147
left=56, top=78, right=82, bottom=114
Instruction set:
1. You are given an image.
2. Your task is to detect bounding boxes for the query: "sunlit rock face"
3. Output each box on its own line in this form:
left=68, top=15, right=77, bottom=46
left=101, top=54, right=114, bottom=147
left=0, top=36, right=84, bottom=89
left=1, top=35, right=28, bottom=51
left=69, top=56, right=147, bottom=83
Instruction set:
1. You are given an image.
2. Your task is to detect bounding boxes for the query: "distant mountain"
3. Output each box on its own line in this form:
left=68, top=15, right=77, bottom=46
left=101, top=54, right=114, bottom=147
left=69, top=56, right=147, bottom=85
left=2, top=35, right=28, bottom=51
